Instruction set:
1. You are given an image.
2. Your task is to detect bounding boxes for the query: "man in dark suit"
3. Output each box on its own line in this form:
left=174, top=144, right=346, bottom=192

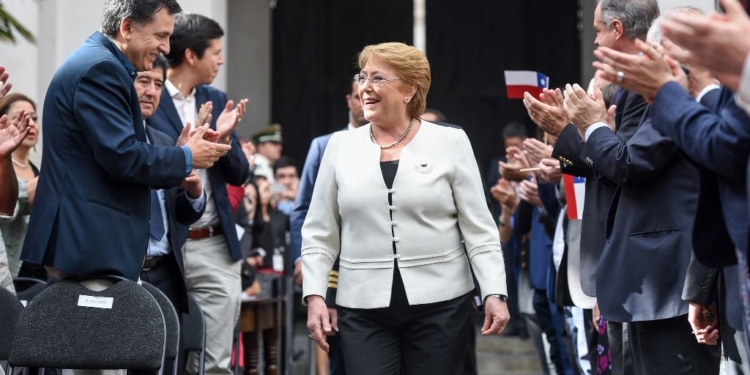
left=132, top=54, right=206, bottom=375
left=147, top=13, right=249, bottom=375
left=290, top=78, right=368, bottom=375
left=561, top=74, right=720, bottom=372
left=523, top=2, right=658, bottom=373
left=136, top=55, right=205, bottom=315
left=21, top=0, right=231, bottom=283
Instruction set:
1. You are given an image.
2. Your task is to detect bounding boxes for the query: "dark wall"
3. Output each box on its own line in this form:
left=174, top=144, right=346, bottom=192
left=271, top=0, right=414, bottom=169
left=426, top=0, right=581, bottom=180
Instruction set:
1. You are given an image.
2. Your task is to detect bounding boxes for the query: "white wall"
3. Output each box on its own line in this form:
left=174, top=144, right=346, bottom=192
left=660, top=0, right=715, bottom=13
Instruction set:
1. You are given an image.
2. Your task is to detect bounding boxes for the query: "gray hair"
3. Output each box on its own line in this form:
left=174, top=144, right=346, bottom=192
left=101, top=0, right=182, bottom=38
left=600, top=0, right=660, bottom=40
left=647, top=6, right=704, bottom=44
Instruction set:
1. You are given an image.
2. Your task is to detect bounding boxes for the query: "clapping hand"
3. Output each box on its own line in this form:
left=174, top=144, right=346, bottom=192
left=185, top=125, right=232, bottom=169
left=499, top=146, right=532, bottom=182
left=523, top=88, right=570, bottom=137
left=0, top=110, right=30, bottom=157
left=216, top=98, right=249, bottom=144
left=181, top=171, right=203, bottom=199
left=563, top=84, right=608, bottom=134
left=0, top=66, right=13, bottom=101
left=662, top=0, right=750, bottom=76
left=523, top=138, right=553, bottom=166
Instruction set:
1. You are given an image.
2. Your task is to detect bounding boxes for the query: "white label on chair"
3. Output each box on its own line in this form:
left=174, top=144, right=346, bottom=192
left=20, top=300, right=27, bottom=307
left=77, top=295, right=114, bottom=309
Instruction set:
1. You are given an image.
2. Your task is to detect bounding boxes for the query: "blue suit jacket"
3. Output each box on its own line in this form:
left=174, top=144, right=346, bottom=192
left=651, top=83, right=750, bottom=329
left=290, top=133, right=333, bottom=262
left=581, top=105, right=697, bottom=322
left=148, top=84, right=249, bottom=261
left=21, top=32, right=188, bottom=281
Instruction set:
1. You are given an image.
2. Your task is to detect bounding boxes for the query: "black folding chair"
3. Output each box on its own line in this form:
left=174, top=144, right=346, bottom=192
left=13, top=277, right=47, bottom=306
left=0, top=287, right=24, bottom=364
left=7, top=275, right=165, bottom=373
left=141, top=282, right=180, bottom=375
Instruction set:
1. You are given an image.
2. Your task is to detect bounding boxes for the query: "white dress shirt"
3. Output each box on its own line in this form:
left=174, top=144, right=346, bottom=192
left=165, top=80, right=219, bottom=229
left=144, top=121, right=206, bottom=256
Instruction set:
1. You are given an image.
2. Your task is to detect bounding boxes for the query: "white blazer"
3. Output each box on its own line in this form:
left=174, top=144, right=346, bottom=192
left=301, top=122, right=507, bottom=309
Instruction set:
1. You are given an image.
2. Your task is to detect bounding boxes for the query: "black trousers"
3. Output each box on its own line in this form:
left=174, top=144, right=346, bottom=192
left=628, top=314, right=720, bottom=375
left=338, top=293, right=472, bottom=375
left=328, top=330, right=347, bottom=375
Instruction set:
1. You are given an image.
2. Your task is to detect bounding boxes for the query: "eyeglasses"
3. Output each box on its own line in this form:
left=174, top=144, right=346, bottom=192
left=354, top=74, right=400, bottom=87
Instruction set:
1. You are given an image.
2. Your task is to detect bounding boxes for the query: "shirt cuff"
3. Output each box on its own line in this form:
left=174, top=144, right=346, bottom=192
left=736, top=52, right=750, bottom=115
left=584, top=122, right=610, bottom=142
left=696, top=84, right=720, bottom=103
left=294, top=257, right=302, bottom=265
left=185, top=190, right=206, bottom=211
left=180, top=146, right=193, bottom=175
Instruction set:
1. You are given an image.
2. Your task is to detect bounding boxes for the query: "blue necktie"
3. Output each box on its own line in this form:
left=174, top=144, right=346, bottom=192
left=149, top=189, right=165, bottom=241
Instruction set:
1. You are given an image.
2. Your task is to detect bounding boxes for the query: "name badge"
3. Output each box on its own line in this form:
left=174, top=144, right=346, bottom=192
left=78, top=295, right=114, bottom=309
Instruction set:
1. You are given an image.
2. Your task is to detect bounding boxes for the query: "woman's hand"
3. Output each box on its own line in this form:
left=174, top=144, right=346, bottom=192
left=307, top=295, right=332, bottom=352
left=481, top=296, right=510, bottom=335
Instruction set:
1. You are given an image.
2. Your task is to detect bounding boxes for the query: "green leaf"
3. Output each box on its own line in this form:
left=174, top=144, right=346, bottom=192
left=0, top=1, right=37, bottom=44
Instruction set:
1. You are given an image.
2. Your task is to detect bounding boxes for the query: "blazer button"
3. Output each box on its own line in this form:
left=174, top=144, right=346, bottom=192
left=393, top=237, right=400, bottom=242
left=388, top=189, right=396, bottom=194
left=390, top=221, right=398, bottom=227
left=394, top=254, right=402, bottom=259
left=389, top=206, right=397, bottom=211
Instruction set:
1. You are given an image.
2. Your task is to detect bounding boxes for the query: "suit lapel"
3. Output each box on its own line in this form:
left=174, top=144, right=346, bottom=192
left=159, top=88, right=185, bottom=136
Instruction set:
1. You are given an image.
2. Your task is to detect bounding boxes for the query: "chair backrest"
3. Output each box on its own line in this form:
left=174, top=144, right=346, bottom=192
left=141, top=282, right=180, bottom=361
left=179, top=294, right=205, bottom=375
left=0, top=288, right=24, bottom=360
left=13, top=277, right=47, bottom=306
left=8, top=277, right=165, bottom=370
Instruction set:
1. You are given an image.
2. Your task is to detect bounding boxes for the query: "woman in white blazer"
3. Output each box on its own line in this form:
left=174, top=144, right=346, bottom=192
left=302, top=42, right=509, bottom=375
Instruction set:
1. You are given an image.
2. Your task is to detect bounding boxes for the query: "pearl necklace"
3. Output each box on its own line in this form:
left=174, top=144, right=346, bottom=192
left=370, top=118, right=414, bottom=149
left=11, top=158, right=28, bottom=168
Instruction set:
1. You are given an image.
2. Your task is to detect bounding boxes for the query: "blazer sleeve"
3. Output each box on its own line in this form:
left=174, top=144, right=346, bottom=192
left=217, top=132, right=250, bottom=187
left=651, top=82, right=750, bottom=179
left=552, top=125, right=592, bottom=177
left=290, top=137, right=325, bottom=263
left=580, top=113, right=680, bottom=188
left=681, top=253, right=719, bottom=305
left=174, top=189, right=207, bottom=227
left=450, top=130, right=508, bottom=299
left=301, top=134, right=342, bottom=303
left=74, top=59, right=187, bottom=186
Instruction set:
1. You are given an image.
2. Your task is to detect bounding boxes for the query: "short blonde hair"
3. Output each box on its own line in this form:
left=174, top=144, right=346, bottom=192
left=358, top=42, right=431, bottom=119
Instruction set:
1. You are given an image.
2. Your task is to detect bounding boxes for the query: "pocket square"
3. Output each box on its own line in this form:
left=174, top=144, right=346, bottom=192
left=414, top=159, right=433, bottom=174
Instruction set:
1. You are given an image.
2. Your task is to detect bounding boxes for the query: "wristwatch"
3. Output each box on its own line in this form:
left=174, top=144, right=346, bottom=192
left=498, top=216, right=506, bottom=227
left=485, top=294, right=508, bottom=303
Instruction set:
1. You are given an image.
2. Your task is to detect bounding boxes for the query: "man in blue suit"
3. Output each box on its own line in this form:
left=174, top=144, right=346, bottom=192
left=21, top=0, right=231, bottom=283
left=147, top=13, right=249, bottom=375
left=290, top=77, right=367, bottom=375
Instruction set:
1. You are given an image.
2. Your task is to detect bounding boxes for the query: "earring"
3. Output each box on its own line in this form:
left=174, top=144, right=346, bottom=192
left=405, top=97, right=411, bottom=103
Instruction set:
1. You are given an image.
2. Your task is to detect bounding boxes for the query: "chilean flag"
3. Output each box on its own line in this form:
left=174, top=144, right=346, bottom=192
left=504, top=70, right=549, bottom=99
left=563, top=174, right=585, bottom=220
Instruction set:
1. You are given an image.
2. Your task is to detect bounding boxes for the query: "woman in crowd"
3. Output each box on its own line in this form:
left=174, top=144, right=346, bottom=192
left=302, top=42, right=510, bottom=374
left=0, top=93, right=46, bottom=280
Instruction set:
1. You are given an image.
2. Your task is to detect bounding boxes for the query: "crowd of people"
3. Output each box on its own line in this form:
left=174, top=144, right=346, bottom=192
left=3, top=0, right=750, bottom=374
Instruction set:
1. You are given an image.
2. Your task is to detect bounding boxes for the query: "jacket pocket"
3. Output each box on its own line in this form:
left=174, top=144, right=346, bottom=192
left=627, top=228, right=681, bottom=286
left=86, top=198, right=131, bottom=216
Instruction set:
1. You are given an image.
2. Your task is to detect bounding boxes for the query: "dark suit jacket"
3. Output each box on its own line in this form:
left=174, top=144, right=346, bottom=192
left=146, top=126, right=205, bottom=311
left=551, top=89, right=647, bottom=297
left=651, top=82, right=750, bottom=329
left=149, top=85, right=250, bottom=261
left=581, top=106, right=697, bottom=322
left=21, top=32, right=188, bottom=281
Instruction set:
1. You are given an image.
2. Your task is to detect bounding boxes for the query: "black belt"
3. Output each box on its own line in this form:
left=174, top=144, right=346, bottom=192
left=142, top=256, right=166, bottom=272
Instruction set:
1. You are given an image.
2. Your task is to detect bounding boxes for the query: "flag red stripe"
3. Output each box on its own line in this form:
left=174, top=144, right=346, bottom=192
left=563, top=174, right=579, bottom=220
left=506, top=85, right=543, bottom=100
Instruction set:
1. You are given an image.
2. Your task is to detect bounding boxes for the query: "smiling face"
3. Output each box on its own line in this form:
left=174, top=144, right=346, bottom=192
left=358, top=57, right=415, bottom=126
left=121, top=7, right=174, bottom=71
left=7, top=100, right=39, bottom=149
left=193, top=38, right=224, bottom=85
left=135, top=66, right=165, bottom=120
